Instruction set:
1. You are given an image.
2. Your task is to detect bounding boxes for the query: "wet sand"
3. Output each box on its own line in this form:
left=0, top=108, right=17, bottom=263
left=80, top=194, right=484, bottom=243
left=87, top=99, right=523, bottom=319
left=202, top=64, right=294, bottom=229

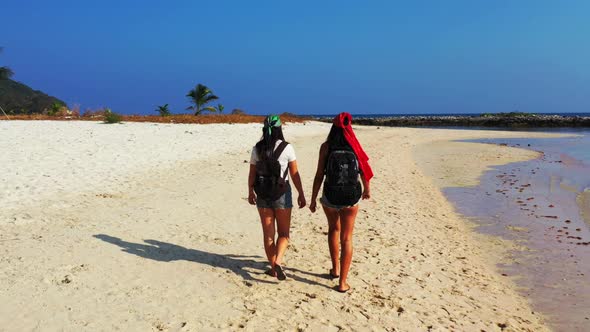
left=432, top=136, right=590, bottom=331
left=577, top=190, right=590, bottom=227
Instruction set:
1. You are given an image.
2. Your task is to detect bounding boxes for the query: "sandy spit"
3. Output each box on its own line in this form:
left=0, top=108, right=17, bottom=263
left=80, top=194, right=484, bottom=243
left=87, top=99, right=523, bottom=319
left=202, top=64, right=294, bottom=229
left=0, top=121, right=565, bottom=331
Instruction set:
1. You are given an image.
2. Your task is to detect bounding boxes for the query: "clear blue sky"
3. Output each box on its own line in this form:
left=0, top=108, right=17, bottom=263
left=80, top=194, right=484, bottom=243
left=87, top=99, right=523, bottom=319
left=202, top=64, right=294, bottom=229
left=2, top=0, right=589, bottom=115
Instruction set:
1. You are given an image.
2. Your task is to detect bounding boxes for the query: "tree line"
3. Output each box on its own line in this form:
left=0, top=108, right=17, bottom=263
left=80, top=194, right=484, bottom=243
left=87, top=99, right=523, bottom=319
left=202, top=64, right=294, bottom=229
left=1, top=47, right=236, bottom=117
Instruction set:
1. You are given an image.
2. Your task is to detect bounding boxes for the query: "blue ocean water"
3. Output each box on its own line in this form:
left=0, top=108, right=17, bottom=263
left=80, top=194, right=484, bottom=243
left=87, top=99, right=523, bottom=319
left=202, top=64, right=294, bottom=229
left=474, top=132, right=590, bottom=189
left=444, top=130, right=590, bottom=330
left=554, top=134, right=590, bottom=165
left=305, top=112, right=590, bottom=118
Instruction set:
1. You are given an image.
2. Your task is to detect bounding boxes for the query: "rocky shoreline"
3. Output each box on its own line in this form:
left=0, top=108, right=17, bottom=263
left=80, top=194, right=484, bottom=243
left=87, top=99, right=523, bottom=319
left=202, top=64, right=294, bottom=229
left=314, top=114, right=590, bottom=128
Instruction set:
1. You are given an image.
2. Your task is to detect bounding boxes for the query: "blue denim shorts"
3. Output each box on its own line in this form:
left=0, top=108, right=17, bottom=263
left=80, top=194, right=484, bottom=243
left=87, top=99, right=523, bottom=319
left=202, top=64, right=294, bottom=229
left=256, top=183, right=293, bottom=209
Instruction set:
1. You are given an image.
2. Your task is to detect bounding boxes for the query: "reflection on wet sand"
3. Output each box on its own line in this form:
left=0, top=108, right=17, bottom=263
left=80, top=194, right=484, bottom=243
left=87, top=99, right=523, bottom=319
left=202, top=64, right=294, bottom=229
left=445, top=133, right=590, bottom=331
left=577, top=189, right=590, bottom=227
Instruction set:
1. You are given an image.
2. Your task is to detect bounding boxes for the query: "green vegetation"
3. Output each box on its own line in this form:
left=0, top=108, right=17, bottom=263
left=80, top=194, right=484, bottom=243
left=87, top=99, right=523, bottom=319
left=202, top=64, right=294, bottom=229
left=186, top=84, right=219, bottom=115
left=155, top=103, right=171, bottom=116
left=103, top=108, right=122, bottom=124
left=0, top=67, right=13, bottom=80
left=0, top=46, right=67, bottom=114
left=47, top=102, right=65, bottom=116
left=0, top=47, right=13, bottom=80
left=215, top=103, right=225, bottom=113
left=0, top=79, right=66, bottom=114
left=481, top=112, right=537, bottom=118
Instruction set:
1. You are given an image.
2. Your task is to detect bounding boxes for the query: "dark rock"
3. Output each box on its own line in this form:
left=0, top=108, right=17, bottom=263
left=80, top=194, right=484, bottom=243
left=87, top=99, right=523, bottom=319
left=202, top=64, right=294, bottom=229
left=312, top=114, right=590, bottom=128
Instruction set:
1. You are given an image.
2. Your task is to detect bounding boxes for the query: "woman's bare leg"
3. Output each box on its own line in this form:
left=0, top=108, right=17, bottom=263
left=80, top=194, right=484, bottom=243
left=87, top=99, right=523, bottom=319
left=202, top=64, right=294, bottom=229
left=273, top=208, right=292, bottom=267
left=322, top=204, right=341, bottom=277
left=258, top=208, right=277, bottom=270
left=338, top=205, right=358, bottom=291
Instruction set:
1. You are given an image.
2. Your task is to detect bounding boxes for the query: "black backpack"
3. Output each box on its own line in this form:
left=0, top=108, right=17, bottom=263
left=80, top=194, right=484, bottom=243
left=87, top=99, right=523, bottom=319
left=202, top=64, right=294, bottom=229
left=254, top=141, right=289, bottom=201
left=324, top=146, right=362, bottom=206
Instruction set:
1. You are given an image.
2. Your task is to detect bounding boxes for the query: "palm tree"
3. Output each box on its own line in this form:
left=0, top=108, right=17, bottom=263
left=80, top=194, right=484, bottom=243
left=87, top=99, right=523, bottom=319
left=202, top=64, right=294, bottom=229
left=186, top=84, right=219, bottom=115
left=215, top=103, right=225, bottom=113
left=0, top=47, right=14, bottom=80
left=155, top=104, right=171, bottom=116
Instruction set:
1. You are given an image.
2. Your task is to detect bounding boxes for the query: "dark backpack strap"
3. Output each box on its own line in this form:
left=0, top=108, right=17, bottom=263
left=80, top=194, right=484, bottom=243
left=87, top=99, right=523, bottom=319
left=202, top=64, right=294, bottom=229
left=273, top=141, right=290, bottom=181
left=272, top=141, right=289, bottom=159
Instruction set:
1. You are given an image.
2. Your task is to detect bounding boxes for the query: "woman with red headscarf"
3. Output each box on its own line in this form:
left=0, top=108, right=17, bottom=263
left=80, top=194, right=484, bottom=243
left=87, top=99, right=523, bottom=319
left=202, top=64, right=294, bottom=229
left=309, top=112, right=372, bottom=292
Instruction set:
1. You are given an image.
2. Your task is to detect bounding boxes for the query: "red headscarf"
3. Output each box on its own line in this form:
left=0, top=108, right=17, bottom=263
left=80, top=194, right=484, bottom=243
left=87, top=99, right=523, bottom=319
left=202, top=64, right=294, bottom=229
left=333, top=112, right=373, bottom=181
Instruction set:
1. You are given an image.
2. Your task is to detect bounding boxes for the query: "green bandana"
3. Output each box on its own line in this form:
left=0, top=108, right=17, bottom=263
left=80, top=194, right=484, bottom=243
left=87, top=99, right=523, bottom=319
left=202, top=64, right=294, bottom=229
left=264, top=114, right=281, bottom=135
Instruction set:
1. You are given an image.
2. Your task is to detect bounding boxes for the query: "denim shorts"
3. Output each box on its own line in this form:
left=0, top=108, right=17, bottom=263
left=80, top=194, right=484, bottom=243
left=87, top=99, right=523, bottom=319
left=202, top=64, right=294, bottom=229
left=320, top=193, right=359, bottom=210
left=256, top=183, right=293, bottom=209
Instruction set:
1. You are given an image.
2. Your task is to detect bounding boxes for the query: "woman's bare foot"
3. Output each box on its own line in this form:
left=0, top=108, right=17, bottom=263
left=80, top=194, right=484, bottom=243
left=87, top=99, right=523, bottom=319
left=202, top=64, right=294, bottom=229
left=329, top=268, right=340, bottom=279
left=265, top=268, right=277, bottom=277
left=335, top=283, right=350, bottom=293
left=274, top=264, right=287, bottom=280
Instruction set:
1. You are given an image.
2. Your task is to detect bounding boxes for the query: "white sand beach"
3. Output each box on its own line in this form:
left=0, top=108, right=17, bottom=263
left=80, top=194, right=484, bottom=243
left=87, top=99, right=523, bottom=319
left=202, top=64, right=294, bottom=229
left=0, top=120, right=564, bottom=331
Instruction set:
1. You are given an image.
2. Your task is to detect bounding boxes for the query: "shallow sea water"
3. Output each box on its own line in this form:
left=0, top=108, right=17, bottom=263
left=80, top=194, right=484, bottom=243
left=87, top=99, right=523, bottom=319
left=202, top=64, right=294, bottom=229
left=445, top=131, right=590, bottom=332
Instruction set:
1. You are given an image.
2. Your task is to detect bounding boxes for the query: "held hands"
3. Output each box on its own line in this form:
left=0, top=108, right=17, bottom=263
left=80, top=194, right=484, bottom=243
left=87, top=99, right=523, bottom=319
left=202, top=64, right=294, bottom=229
left=298, top=194, right=307, bottom=209
left=309, top=200, right=317, bottom=213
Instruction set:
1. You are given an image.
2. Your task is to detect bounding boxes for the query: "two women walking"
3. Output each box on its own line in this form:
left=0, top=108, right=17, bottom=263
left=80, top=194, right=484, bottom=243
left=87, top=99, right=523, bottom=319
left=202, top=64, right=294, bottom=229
left=247, top=112, right=373, bottom=292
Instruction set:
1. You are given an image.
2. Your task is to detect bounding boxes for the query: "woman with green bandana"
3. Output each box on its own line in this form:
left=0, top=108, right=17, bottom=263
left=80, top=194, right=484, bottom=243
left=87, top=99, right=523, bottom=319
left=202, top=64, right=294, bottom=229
left=248, top=115, right=306, bottom=280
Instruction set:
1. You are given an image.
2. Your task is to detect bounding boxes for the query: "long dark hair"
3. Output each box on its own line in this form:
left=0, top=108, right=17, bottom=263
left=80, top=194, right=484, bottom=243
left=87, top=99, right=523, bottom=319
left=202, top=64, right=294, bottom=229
left=255, top=126, right=287, bottom=158
left=326, top=125, right=350, bottom=149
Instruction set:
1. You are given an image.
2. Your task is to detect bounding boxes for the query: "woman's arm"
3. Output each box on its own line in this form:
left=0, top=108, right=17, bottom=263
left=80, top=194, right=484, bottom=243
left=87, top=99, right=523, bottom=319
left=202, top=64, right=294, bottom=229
left=248, top=164, right=257, bottom=205
left=309, top=143, right=328, bottom=212
left=361, top=173, right=371, bottom=199
left=288, top=160, right=306, bottom=208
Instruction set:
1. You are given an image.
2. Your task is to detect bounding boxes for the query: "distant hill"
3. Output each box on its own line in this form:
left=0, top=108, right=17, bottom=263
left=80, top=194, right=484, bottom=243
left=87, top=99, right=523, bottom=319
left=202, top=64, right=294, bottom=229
left=0, top=79, right=66, bottom=114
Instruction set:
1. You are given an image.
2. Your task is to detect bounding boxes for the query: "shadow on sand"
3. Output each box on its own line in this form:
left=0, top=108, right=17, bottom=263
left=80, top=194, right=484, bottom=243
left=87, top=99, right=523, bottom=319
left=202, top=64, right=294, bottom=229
left=94, top=234, right=275, bottom=284
left=94, top=234, right=329, bottom=288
